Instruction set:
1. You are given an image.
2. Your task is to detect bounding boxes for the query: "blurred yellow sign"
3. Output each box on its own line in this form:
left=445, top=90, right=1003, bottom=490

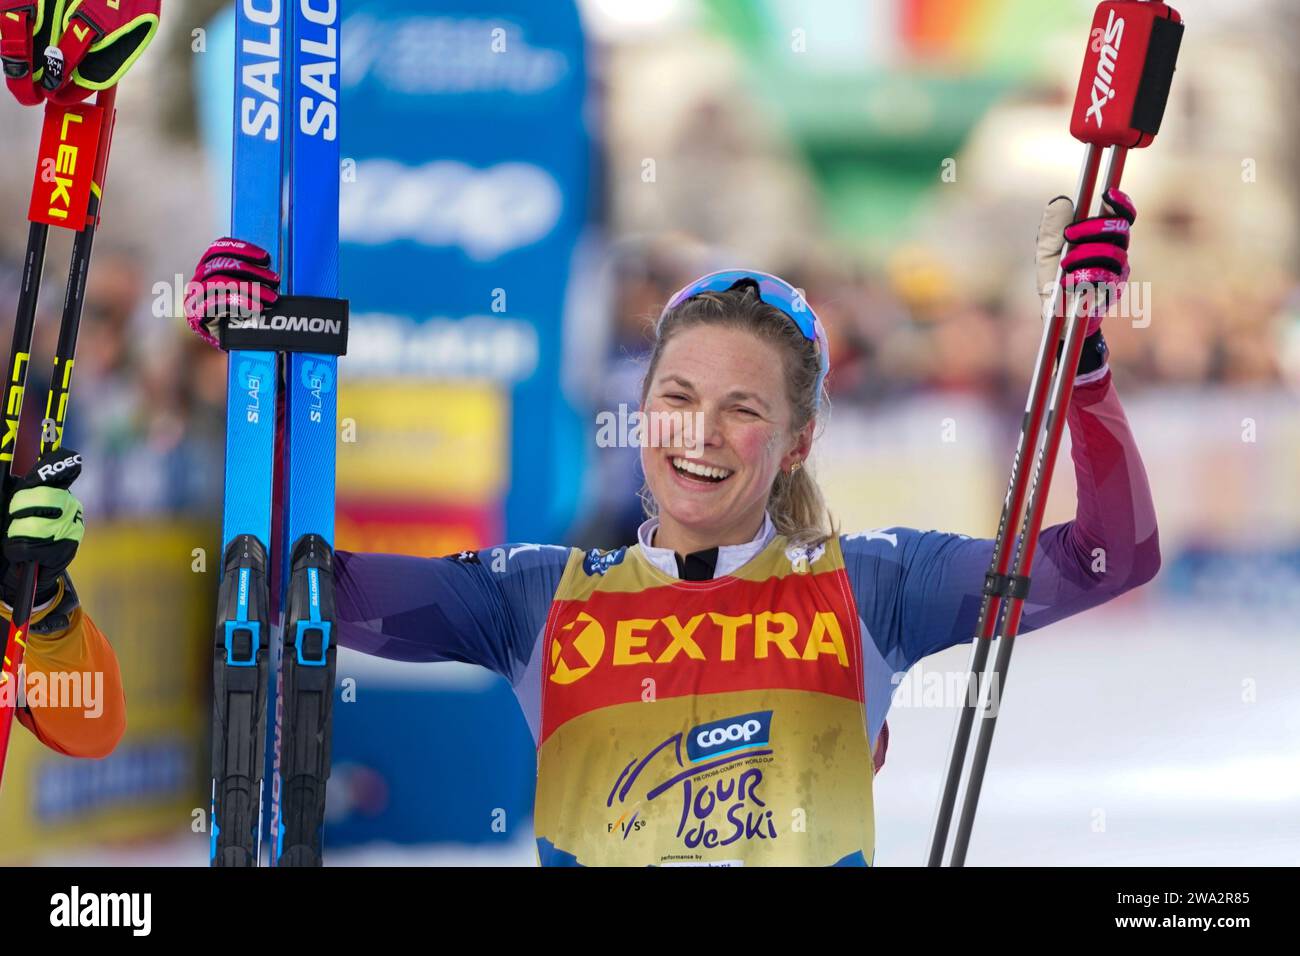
left=338, top=380, right=507, bottom=504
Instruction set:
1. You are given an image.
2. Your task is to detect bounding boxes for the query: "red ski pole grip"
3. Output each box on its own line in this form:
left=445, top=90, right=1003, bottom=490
left=1069, top=1, right=1184, bottom=149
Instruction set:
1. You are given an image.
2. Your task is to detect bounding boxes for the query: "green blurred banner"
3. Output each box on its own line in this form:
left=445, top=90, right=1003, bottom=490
left=698, top=0, right=1093, bottom=240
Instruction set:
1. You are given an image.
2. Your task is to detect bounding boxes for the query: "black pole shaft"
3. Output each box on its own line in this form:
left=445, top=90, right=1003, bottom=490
left=5, top=216, right=100, bottom=634
left=1, top=222, right=50, bottom=495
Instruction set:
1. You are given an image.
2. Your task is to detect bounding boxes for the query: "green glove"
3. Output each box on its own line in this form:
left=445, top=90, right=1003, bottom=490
left=3, top=447, right=84, bottom=606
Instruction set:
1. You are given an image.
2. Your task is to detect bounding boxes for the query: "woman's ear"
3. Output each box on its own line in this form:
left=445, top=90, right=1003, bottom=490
left=783, top=419, right=815, bottom=471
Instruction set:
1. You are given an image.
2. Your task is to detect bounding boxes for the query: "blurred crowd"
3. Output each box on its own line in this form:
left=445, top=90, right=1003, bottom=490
left=2, top=224, right=1295, bottom=525
left=0, top=0, right=1294, bottom=529
left=0, top=244, right=227, bottom=519
left=599, top=235, right=1297, bottom=403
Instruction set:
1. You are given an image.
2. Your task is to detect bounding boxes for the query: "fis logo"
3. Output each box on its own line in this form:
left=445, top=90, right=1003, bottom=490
left=686, top=711, right=773, bottom=762
left=582, top=547, right=627, bottom=577
left=1086, top=9, right=1125, bottom=128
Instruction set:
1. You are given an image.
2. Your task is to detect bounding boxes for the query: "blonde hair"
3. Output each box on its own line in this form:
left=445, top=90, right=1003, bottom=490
left=639, top=282, right=837, bottom=548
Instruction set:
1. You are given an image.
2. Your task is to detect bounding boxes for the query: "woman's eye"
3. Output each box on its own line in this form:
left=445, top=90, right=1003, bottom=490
left=735, top=407, right=759, bottom=418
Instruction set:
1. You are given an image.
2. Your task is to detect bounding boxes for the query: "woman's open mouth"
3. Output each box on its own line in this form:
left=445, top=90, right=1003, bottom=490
left=670, top=456, right=733, bottom=486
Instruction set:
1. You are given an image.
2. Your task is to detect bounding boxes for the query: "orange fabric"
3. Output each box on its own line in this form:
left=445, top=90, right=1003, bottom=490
left=10, top=603, right=125, bottom=758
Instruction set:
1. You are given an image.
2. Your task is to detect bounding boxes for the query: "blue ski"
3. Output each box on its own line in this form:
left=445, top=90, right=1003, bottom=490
left=268, top=0, right=342, bottom=867
left=210, top=0, right=286, bottom=867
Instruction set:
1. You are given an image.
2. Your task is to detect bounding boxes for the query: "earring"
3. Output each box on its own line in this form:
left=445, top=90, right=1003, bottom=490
left=789, top=460, right=803, bottom=475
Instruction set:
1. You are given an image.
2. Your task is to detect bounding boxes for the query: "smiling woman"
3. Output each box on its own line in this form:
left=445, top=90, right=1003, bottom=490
left=639, top=274, right=832, bottom=556
left=170, top=207, right=1161, bottom=865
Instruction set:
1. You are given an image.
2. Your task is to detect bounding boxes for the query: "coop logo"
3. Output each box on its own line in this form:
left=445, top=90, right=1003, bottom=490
left=547, top=609, right=850, bottom=686
left=341, top=159, right=561, bottom=260
left=687, top=711, right=772, bottom=762
left=1086, top=9, right=1126, bottom=128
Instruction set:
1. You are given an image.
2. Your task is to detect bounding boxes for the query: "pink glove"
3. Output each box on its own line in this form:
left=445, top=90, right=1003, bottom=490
left=184, top=238, right=280, bottom=349
left=1037, top=187, right=1137, bottom=336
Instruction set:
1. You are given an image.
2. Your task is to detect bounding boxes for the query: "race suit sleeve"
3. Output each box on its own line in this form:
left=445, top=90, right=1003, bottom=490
left=844, top=370, right=1160, bottom=691
left=8, top=577, right=126, bottom=758
left=334, top=544, right=572, bottom=686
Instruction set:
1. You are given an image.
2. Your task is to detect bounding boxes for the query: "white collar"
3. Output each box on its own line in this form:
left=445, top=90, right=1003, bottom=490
left=636, top=512, right=777, bottom=580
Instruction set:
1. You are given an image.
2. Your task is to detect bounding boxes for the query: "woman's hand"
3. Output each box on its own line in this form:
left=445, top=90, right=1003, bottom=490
left=2, top=447, right=84, bottom=607
left=1036, top=187, right=1136, bottom=335
left=183, top=238, right=281, bottom=349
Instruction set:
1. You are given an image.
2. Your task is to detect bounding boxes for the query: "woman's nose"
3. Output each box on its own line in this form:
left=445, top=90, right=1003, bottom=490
left=691, top=408, right=724, bottom=451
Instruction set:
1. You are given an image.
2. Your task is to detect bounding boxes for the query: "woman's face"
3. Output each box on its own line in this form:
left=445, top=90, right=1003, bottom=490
left=641, top=324, right=812, bottom=548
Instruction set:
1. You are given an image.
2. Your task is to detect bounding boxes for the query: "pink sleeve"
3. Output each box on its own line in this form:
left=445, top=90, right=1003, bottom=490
left=1026, top=368, right=1161, bottom=616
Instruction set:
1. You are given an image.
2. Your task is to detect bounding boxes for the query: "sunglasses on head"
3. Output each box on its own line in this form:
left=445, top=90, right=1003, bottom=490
left=661, top=269, right=830, bottom=407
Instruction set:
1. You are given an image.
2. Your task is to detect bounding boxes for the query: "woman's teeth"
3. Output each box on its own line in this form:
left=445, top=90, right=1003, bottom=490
left=672, top=457, right=733, bottom=482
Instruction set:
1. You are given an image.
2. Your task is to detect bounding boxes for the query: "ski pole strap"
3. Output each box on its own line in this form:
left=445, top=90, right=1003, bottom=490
left=1058, top=329, right=1109, bottom=378
left=1, top=0, right=48, bottom=105
left=218, top=295, right=349, bottom=356
left=984, top=571, right=1031, bottom=600
left=41, top=0, right=161, bottom=105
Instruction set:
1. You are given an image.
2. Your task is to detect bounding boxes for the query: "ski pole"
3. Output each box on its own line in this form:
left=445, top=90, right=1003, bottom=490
left=927, top=142, right=1103, bottom=866
left=928, top=0, right=1183, bottom=866
left=946, top=147, right=1128, bottom=866
left=0, top=86, right=118, bottom=788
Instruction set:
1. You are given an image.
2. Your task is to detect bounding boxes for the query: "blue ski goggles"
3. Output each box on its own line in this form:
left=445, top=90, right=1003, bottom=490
left=660, top=269, right=830, bottom=409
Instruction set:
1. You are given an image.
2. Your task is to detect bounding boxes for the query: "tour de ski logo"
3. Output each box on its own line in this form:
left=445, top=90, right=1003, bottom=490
left=606, top=711, right=777, bottom=856
left=582, top=546, right=627, bottom=576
